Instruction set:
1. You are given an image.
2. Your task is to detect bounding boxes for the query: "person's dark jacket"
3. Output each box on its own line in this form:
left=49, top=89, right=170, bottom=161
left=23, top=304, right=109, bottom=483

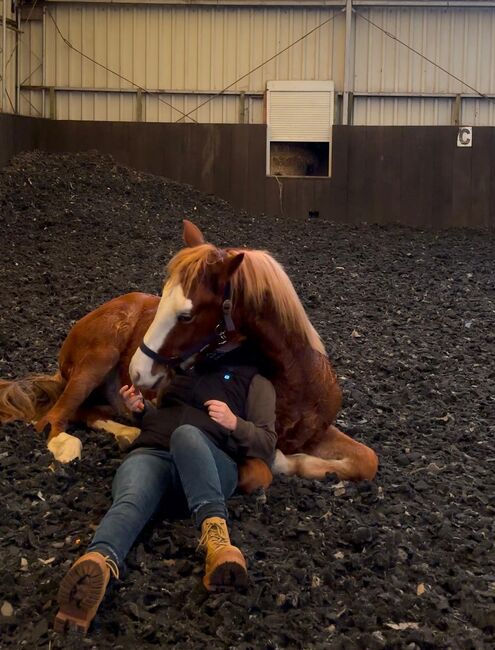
left=128, top=346, right=277, bottom=466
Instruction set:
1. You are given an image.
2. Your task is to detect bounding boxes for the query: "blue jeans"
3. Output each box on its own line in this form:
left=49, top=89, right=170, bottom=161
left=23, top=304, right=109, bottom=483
left=87, top=425, right=238, bottom=568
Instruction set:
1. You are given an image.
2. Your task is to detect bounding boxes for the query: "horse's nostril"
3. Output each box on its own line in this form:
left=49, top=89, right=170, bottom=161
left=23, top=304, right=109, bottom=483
left=132, top=370, right=140, bottom=385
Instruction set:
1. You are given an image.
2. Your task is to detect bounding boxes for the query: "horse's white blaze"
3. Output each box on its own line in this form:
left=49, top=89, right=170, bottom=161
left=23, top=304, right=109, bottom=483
left=129, top=282, right=192, bottom=389
left=48, top=432, right=82, bottom=463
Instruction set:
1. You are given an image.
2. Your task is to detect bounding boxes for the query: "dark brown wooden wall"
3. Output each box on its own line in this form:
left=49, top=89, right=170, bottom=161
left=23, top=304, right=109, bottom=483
left=1, top=114, right=493, bottom=228
left=0, top=115, right=40, bottom=169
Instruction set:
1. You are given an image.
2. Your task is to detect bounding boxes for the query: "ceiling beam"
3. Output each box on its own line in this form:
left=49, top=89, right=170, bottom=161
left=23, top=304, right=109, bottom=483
left=37, top=1, right=495, bottom=8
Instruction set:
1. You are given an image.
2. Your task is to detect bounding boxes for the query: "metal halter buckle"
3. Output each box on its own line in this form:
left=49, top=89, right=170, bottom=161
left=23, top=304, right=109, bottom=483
left=215, top=324, right=228, bottom=345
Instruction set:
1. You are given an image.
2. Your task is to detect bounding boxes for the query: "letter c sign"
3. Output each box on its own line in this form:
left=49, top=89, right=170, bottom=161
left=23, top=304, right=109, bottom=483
left=457, top=127, right=473, bottom=147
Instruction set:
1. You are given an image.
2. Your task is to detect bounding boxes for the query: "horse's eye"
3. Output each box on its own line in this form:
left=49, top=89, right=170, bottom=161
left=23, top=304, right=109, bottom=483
left=178, top=313, right=194, bottom=323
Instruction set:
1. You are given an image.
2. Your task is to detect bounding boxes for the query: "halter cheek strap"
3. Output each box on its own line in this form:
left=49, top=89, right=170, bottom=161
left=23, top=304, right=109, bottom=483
left=221, top=281, right=236, bottom=332
left=139, top=281, right=235, bottom=368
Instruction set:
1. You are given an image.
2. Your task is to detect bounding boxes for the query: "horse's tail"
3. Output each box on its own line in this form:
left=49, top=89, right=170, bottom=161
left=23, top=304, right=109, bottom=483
left=0, top=371, right=66, bottom=424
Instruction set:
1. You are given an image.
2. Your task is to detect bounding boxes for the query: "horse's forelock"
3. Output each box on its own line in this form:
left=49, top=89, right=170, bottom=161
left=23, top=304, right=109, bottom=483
left=165, top=244, right=218, bottom=296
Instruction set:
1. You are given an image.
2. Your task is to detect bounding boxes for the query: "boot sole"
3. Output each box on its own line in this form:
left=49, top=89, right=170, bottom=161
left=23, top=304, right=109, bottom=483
left=204, top=560, right=248, bottom=592
left=54, top=558, right=107, bottom=634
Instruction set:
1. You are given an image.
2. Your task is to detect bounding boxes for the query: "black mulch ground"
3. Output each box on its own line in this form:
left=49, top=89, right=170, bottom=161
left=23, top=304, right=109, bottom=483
left=0, top=151, right=494, bottom=650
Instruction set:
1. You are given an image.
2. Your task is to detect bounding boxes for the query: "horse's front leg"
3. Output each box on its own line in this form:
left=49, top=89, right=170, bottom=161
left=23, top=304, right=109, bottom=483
left=272, top=426, right=378, bottom=482
left=84, top=406, right=141, bottom=450
left=35, top=348, right=119, bottom=462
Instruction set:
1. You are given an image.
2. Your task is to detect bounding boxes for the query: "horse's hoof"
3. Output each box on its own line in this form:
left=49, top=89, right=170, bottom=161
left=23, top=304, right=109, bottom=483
left=48, top=432, right=82, bottom=463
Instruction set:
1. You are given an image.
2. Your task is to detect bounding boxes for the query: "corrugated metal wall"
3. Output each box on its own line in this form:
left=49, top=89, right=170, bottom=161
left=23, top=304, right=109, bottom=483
left=19, top=8, right=44, bottom=118
left=1, top=1, right=17, bottom=114
left=353, top=7, right=495, bottom=125
left=26, top=3, right=343, bottom=122
left=10, top=2, right=495, bottom=125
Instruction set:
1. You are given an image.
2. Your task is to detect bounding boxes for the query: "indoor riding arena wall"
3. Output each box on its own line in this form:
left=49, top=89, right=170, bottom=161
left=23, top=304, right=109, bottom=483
left=1, top=113, right=494, bottom=229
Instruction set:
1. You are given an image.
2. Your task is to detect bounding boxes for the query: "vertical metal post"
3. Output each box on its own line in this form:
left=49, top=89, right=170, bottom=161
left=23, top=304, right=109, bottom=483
left=49, top=86, right=56, bottom=119
left=2, top=0, right=6, bottom=112
left=239, top=91, right=246, bottom=124
left=342, top=0, right=354, bottom=125
left=136, top=88, right=143, bottom=121
left=42, top=5, right=46, bottom=117
left=451, top=94, right=461, bottom=126
left=15, top=3, right=20, bottom=112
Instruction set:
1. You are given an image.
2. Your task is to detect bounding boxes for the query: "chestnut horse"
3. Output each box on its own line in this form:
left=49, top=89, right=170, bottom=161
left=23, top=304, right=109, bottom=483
left=0, top=220, right=378, bottom=488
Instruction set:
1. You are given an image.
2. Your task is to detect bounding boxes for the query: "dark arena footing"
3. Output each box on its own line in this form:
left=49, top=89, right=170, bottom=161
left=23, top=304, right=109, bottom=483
left=0, top=151, right=494, bottom=649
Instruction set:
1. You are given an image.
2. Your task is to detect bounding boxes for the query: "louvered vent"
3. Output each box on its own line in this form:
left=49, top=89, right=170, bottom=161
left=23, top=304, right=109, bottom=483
left=266, top=81, right=334, bottom=177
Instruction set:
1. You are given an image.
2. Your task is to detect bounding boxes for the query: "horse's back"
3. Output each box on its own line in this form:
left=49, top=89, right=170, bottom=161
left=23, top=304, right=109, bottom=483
left=77, top=292, right=159, bottom=322
left=59, top=292, right=160, bottom=373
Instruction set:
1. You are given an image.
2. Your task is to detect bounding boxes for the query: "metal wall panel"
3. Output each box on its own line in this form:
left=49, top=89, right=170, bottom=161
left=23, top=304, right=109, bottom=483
left=15, top=2, right=495, bottom=125
left=18, top=13, right=43, bottom=117
left=1, top=1, right=17, bottom=114
left=37, top=89, right=265, bottom=123
left=145, top=93, right=260, bottom=124
left=354, top=8, right=493, bottom=94
left=23, top=3, right=343, bottom=122
left=353, top=7, right=495, bottom=124
left=353, top=97, right=495, bottom=127
left=354, top=97, right=453, bottom=125
left=462, top=99, right=495, bottom=125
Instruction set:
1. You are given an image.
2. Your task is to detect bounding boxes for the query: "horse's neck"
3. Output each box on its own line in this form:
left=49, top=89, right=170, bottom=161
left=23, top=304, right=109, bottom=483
left=248, top=318, right=314, bottom=385
left=251, top=319, right=340, bottom=436
left=248, top=314, right=337, bottom=395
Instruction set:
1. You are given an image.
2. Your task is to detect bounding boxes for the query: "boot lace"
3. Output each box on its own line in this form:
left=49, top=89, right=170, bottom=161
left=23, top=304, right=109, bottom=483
left=198, top=521, right=230, bottom=553
left=104, top=556, right=120, bottom=580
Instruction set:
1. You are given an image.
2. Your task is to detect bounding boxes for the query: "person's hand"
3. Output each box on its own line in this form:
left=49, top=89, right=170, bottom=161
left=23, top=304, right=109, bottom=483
left=119, top=384, right=145, bottom=413
left=204, top=400, right=237, bottom=431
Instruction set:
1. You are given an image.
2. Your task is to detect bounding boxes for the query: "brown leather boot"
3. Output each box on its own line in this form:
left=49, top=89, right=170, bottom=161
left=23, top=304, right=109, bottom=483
left=53, top=551, right=119, bottom=634
left=199, top=517, right=248, bottom=591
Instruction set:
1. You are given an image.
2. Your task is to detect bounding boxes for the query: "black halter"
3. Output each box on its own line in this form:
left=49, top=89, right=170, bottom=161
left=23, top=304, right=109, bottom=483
left=139, top=282, right=236, bottom=369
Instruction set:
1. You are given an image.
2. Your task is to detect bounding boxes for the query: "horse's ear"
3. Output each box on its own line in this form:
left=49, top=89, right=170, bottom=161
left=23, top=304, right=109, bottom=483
left=224, top=253, right=245, bottom=279
left=210, top=253, right=244, bottom=293
left=183, top=220, right=206, bottom=247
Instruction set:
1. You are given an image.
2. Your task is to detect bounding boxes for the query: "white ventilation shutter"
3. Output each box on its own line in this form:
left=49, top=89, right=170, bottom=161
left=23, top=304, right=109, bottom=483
left=266, top=81, right=334, bottom=177
left=269, top=92, right=332, bottom=141
left=267, top=81, right=334, bottom=142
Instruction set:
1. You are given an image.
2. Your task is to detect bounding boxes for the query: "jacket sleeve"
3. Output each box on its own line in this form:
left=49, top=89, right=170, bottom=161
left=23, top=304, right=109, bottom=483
left=230, top=374, right=278, bottom=466
left=131, top=399, right=156, bottom=424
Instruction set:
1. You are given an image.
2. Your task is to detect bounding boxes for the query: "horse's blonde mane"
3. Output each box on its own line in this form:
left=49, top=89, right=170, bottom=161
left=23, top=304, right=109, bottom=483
left=165, top=244, right=326, bottom=355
